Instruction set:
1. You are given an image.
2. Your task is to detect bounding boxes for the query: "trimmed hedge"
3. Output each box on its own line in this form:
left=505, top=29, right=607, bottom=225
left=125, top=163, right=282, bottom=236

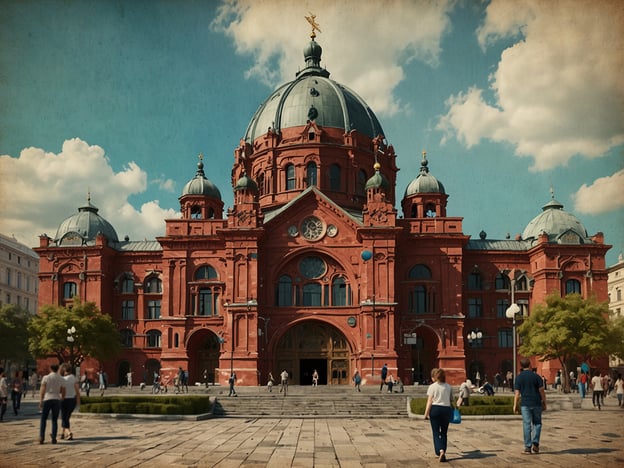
left=80, top=395, right=211, bottom=415
left=410, top=396, right=514, bottom=416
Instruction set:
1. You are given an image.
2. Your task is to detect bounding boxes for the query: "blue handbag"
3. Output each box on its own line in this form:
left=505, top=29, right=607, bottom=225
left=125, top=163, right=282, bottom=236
left=451, top=408, right=461, bottom=424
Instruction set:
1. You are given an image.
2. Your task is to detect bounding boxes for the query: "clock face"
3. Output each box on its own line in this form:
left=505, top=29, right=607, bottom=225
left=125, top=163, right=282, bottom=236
left=288, top=225, right=299, bottom=237
left=299, top=256, right=326, bottom=279
left=301, top=216, right=324, bottom=241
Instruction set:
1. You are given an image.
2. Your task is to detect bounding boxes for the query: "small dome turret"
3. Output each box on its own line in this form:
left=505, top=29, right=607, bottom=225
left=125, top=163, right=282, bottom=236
left=522, top=195, right=589, bottom=244
left=404, top=151, right=446, bottom=196
left=55, top=196, right=119, bottom=246
left=182, top=155, right=222, bottom=200
left=234, top=172, right=259, bottom=194
left=365, top=162, right=389, bottom=190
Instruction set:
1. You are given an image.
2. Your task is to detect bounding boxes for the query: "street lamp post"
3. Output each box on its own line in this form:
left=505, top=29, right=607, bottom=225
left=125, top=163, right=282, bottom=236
left=506, top=302, right=521, bottom=384
left=67, top=326, right=76, bottom=367
left=467, top=329, right=483, bottom=385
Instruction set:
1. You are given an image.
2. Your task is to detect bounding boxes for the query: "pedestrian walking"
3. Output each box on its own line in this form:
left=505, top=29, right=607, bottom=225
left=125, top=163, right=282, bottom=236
left=513, top=357, right=547, bottom=454
left=0, top=368, right=8, bottom=422
left=506, top=370, right=513, bottom=392
left=80, top=371, right=91, bottom=397
left=424, top=368, right=454, bottom=463
left=29, top=373, right=38, bottom=398
left=380, top=364, right=388, bottom=392
left=59, top=364, right=80, bottom=440
left=228, top=372, right=237, bottom=397
left=353, top=370, right=362, bottom=392
left=98, top=370, right=106, bottom=396
left=203, top=369, right=209, bottom=388
left=312, top=369, right=319, bottom=387
left=615, top=373, right=624, bottom=407
left=590, top=370, right=604, bottom=410
left=11, top=371, right=23, bottom=416
left=456, top=378, right=471, bottom=406
left=38, top=363, right=66, bottom=444
left=280, top=369, right=289, bottom=396
left=126, top=370, right=133, bottom=389
left=267, top=372, right=275, bottom=392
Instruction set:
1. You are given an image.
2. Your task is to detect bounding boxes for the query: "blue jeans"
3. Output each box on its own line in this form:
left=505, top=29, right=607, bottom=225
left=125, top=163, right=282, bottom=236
left=61, top=397, right=77, bottom=430
left=578, top=382, right=586, bottom=398
left=429, top=405, right=452, bottom=455
left=520, top=405, right=542, bottom=448
left=40, top=399, right=61, bottom=441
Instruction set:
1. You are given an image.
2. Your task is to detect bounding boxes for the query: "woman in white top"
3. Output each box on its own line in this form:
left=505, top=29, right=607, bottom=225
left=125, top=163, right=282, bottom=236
left=424, top=368, right=453, bottom=463
left=60, top=364, right=80, bottom=440
left=590, top=370, right=603, bottom=410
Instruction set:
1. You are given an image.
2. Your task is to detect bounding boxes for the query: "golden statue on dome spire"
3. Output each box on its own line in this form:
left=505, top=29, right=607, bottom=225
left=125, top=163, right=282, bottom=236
left=305, top=13, right=322, bottom=39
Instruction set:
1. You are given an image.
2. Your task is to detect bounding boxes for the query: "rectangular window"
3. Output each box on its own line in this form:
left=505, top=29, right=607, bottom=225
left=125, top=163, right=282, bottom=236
left=198, top=289, right=216, bottom=316
left=498, top=328, right=513, bottom=348
left=518, top=299, right=529, bottom=317
left=468, top=298, right=482, bottom=318
left=17, top=272, right=22, bottom=289
left=302, top=283, right=322, bottom=306
left=6, top=268, right=11, bottom=286
left=63, top=282, right=77, bottom=299
left=147, top=300, right=161, bottom=319
left=496, top=299, right=510, bottom=318
left=617, top=289, right=622, bottom=301
left=122, top=300, right=135, bottom=320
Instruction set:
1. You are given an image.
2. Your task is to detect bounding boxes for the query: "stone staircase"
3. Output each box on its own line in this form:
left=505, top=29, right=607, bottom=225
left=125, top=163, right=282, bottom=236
left=211, top=386, right=415, bottom=419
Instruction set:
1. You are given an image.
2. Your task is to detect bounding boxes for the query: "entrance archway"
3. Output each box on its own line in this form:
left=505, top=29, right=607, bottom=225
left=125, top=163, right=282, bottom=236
left=145, top=359, right=160, bottom=385
left=186, top=330, right=221, bottom=385
left=275, top=321, right=351, bottom=385
left=117, top=360, right=130, bottom=386
left=409, top=326, right=439, bottom=384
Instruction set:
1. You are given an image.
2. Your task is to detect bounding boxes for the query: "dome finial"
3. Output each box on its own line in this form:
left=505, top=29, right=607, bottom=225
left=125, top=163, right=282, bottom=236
left=305, top=13, right=321, bottom=39
left=550, top=185, right=555, bottom=199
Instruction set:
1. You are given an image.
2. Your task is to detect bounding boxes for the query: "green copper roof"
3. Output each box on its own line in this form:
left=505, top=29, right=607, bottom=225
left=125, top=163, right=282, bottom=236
left=182, top=159, right=222, bottom=200
left=55, top=199, right=119, bottom=245
left=522, top=198, right=589, bottom=243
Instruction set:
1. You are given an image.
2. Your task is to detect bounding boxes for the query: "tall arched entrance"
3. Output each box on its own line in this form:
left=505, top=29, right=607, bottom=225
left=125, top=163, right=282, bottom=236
left=117, top=360, right=130, bottom=386
left=186, top=330, right=221, bottom=385
left=275, top=321, right=351, bottom=385
left=409, top=326, right=440, bottom=384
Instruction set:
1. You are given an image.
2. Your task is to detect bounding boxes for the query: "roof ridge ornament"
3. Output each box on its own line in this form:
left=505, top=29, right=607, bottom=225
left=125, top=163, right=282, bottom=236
left=305, top=13, right=321, bottom=39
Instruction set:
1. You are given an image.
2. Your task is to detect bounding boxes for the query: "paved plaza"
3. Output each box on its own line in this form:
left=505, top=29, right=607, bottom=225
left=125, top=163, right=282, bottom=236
left=1, top=393, right=622, bottom=467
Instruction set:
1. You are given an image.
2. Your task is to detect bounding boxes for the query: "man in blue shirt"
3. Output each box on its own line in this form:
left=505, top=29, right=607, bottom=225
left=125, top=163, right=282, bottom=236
left=513, top=358, right=547, bottom=454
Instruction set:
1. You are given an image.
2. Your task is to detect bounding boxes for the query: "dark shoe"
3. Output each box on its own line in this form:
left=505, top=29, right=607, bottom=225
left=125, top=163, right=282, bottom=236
left=60, top=433, right=65, bottom=440
left=532, top=443, right=539, bottom=454
left=68, top=432, right=73, bottom=440
left=523, top=447, right=532, bottom=454
left=38, top=439, right=44, bottom=444
left=51, top=438, right=57, bottom=444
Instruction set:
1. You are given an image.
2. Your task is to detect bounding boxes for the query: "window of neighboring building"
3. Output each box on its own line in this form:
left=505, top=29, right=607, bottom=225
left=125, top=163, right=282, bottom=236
left=306, top=162, right=317, bottom=187
left=495, top=274, right=510, bottom=290
left=120, top=329, right=134, bottom=347
left=122, top=300, right=135, bottom=320
left=63, top=282, right=77, bottom=299
left=277, top=275, right=293, bottom=306
left=565, top=279, right=581, bottom=295
left=497, top=299, right=510, bottom=318
left=6, top=268, right=11, bottom=286
left=329, top=164, right=341, bottom=191
left=147, top=300, right=161, bottom=319
left=616, top=288, right=621, bottom=301
left=468, top=272, right=482, bottom=290
left=286, top=164, right=295, bottom=190
left=146, top=330, right=161, bottom=348
left=468, top=298, right=482, bottom=317
left=121, top=277, right=134, bottom=294
left=498, top=328, right=513, bottom=348
left=17, top=272, right=21, bottom=289
left=145, top=277, right=162, bottom=294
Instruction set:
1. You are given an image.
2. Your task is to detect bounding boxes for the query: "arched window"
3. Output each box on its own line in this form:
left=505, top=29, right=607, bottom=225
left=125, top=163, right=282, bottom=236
left=409, top=265, right=432, bottom=279
left=286, top=163, right=296, bottom=190
left=191, top=205, right=202, bottom=219
left=63, top=282, right=77, bottom=299
left=276, top=275, right=293, bottom=306
left=120, top=329, right=134, bottom=348
left=257, top=172, right=265, bottom=196
left=329, top=164, right=341, bottom=191
left=306, top=162, right=317, bottom=187
left=425, top=203, right=436, bottom=218
left=331, top=276, right=349, bottom=306
left=121, top=277, right=134, bottom=294
left=146, top=330, right=161, bottom=348
left=516, top=276, right=528, bottom=291
left=303, top=283, right=322, bottom=306
left=495, top=274, right=510, bottom=290
left=468, top=272, right=482, bottom=290
left=565, top=279, right=581, bottom=295
left=145, top=277, right=162, bottom=293
left=195, top=265, right=218, bottom=281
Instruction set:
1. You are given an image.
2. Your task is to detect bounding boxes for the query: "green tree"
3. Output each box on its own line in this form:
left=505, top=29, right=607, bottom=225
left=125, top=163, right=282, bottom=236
left=28, top=299, right=121, bottom=368
left=607, top=314, right=624, bottom=361
left=0, top=304, right=32, bottom=364
left=518, top=292, right=610, bottom=393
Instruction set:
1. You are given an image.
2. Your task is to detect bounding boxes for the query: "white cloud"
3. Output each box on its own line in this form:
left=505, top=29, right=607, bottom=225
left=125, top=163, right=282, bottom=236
left=438, top=0, right=624, bottom=171
left=0, top=138, right=179, bottom=247
left=573, top=169, right=624, bottom=215
left=212, top=0, right=454, bottom=116
left=152, top=177, right=176, bottom=193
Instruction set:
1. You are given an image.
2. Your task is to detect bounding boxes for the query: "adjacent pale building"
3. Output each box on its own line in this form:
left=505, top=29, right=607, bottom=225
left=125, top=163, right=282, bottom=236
left=608, top=253, right=624, bottom=373
left=0, top=232, right=39, bottom=314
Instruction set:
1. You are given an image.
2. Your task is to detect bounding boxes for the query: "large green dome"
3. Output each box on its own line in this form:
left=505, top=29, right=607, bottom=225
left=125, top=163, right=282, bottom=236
left=55, top=199, right=119, bottom=246
left=244, top=38, right=384, bottom=143
left=522, top=198, right=589, bottom=244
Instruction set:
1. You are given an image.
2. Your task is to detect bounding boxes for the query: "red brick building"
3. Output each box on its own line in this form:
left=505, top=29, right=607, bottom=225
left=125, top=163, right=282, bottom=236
left=35, top=34, right=610, bottom=387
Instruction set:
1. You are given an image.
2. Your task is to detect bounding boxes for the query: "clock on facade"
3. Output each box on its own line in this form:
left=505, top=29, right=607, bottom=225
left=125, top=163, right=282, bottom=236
left=327, top=224, right=338, bottom=237
left=299, top=256, right=326, bottom=279
left=301, top=216, right=324, bottom=241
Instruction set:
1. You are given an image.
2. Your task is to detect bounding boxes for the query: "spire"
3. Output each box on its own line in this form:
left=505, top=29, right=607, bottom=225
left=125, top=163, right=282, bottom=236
left=195, top=153, right=206, bottom=177
left=420, top=149, right=430, bottom=174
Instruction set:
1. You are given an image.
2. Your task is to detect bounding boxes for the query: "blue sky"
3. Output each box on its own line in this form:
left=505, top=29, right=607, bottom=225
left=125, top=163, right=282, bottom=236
left=1, top=0, right=622, bottom=266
